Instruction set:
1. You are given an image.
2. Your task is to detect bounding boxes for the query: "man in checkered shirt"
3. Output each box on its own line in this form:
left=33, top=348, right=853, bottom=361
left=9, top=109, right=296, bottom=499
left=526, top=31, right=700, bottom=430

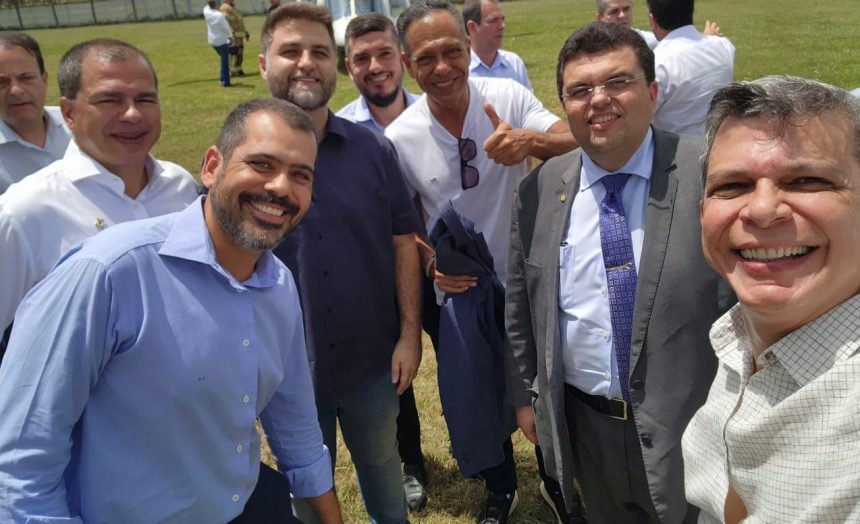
left=684, top=75, right=860, bottom=523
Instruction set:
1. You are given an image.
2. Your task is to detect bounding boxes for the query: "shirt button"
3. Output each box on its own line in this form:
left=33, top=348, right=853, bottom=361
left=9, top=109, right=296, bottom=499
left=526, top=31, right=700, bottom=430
left=602, top=330, right=610, bottom=339
left=232, top=494, right=240, bottom=502
left=242, top=339, right=250, bottom=347
left=604, top=372, right=611, bottom=380
left=601, top=286, right=607, bottom=295
left=764, top=352, right=778, bottom=364
left=242, top=394, right=251, bottom=404
left=236, top=443, right=243, bottom=453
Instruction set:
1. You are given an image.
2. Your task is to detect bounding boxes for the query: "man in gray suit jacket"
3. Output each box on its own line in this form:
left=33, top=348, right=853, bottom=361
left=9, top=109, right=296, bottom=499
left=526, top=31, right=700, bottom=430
left=504, top=22, right=734, bottom=523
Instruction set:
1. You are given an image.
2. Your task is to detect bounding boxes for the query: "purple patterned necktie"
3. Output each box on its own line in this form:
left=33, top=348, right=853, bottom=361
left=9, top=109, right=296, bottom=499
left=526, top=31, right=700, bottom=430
left=599, top=173, right=636, bottom=403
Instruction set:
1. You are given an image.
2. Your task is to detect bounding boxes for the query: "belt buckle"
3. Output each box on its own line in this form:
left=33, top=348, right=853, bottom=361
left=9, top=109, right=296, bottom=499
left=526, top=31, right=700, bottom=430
left=609, top=398, right=628, bottom=421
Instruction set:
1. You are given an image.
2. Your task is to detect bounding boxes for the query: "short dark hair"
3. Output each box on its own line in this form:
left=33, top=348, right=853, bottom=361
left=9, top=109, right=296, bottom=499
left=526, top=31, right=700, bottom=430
left=217, top=98, right=316, bottom=163
left=646, top=0, right=693, bottom=31
left=701, top=76, right=860, bottom=183
left=462, top=0, right=489, bottom=34
left=556, top=22, right=654, bottom=101
left=0, top=32, right=45, bottom=75
left=58, top=39, right=157, bottom=100
left=397, top=0, right=466, bottom=56
left=345, top=13, right=399, bottom=55
left=261, top=3, right=334, bottom=55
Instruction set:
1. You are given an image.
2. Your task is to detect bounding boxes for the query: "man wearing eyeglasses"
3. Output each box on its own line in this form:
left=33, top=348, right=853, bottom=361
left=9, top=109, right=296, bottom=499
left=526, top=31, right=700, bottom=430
left=505, top=22, right=733, bottom=523
left=385, top=1, right=575, bottom=522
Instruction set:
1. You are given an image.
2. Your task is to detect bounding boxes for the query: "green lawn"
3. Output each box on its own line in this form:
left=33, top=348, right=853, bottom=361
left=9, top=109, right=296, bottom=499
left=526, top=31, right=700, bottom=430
left=20, top=0, right=860, bottom=522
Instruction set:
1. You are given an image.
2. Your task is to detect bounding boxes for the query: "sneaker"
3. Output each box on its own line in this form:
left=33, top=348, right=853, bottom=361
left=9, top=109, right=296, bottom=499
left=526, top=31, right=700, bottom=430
left=540, top=481, right=587, bottom=524
left=477, top=490, right=518, bottom=524
left=403, top=463, right=428, bottom=512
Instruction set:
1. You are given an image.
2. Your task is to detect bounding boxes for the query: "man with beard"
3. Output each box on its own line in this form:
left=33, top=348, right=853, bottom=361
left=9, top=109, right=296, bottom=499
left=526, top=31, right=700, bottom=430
left=336, top=12, right=429, bottom=513
left=337, top=14, right=419, bottom=133
left=0, top=98, right=343, bottom=523
left=259, top=5, right=423, bottom=524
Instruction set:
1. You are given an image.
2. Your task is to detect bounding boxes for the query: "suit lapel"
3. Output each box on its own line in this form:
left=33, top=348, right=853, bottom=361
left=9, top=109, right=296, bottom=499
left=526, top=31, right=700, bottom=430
left=629, top=130, right=680, bottom=372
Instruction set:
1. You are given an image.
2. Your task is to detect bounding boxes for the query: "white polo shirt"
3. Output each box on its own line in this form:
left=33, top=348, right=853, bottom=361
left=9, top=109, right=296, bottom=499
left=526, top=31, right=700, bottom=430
left=0, top=107, right=71, bottom=194
left=0, top=141, right=199, bottom=332
left=652, top=25, right=735, bottom=136
left=386, top=77, right=559, bottom=285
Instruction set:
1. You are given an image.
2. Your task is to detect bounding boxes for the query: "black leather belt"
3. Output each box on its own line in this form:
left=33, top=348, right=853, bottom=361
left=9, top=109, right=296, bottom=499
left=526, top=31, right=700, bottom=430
left=565, top=383, right=628, bottom=421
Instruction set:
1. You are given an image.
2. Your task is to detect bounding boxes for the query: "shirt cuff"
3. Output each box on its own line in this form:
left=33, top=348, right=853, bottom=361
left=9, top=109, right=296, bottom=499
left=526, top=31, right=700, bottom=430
left=280, top=445, right=334, bottom=499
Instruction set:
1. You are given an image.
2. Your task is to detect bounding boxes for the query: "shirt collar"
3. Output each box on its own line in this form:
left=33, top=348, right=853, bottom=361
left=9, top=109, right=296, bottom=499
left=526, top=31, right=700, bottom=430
left=158, top=196, right=282, bottom=289
left=352, top=89, right=419, bottom=128
left=580, top=127, right=654, bottom=191
left=711, top=294, right=860, bottom=387
left=469, top=49, right=508, bottom=72
left=62, top=139, right=164, bottom=186
left=0, top=109, right=49, bottom=146
left=658, top=24, right=700, bottom=45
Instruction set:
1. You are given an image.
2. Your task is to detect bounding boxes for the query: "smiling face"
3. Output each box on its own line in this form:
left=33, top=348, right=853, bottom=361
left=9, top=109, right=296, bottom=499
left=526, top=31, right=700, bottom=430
left=60, top=53, right=160, bottom=179
left=346, top=29, right=403, bottom=108
left=0, top=44, right=48, bottom=136
left=403, top=10, right=471, bottom=111
left=701, top=113, right=860, bottom=344
left=561, top=45, right=656, bottom=172
left=597, top=0, right=634, bottom=27
left=203, top=110, right=316, bottom=257
left=259, top=18, right=337, bottom=113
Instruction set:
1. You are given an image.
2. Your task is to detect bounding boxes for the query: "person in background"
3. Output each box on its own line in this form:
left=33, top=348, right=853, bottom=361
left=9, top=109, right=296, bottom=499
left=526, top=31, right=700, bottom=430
left=0, top=32, right=71, bottom=193
left=204, top=0, right=233, bottom=87
left=647, top=0, right=734, bottom=135
left=595, top=0, right=721, bottom=50
left=684, top=75, right=860, bottom=524
left=0, top=39, right=198, bottom=364
left=463, top=0, right=531, bottom=90
left=221, top=0, right=250, bottom=77
left=0, top=97, right=343, bottom=523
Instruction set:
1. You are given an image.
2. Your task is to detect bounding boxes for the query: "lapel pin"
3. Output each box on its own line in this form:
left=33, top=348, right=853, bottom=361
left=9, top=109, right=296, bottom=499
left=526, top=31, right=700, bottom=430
left=560, top=194, right=567, bottom=203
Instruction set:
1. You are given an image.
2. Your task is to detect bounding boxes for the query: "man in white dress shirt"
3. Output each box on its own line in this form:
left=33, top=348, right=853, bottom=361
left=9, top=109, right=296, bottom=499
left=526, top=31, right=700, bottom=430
left=684, top=76, right=860, bottom=523
left=596, top=0, right=722, bottom=51
left=646, top=0, right=734, bottom=135
left=463, top=0, right=531, bottom=90
left=0, top=39, right=198, bottom=363
left=0, top=33, right=71, bottom=194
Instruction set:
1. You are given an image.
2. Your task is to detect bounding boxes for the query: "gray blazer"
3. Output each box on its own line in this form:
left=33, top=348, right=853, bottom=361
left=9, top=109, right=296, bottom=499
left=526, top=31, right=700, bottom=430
left=504, top=129, right=735, bottom=522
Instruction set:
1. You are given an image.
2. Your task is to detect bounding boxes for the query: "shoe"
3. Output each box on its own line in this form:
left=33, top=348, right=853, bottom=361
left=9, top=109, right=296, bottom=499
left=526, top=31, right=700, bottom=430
left=540, top=481, right=587, bottom=524
left=403, top=463, right=428, bottom=512
left=237, top=70, right=246, bottom=76
left=477, top=490, right=517, bottom=524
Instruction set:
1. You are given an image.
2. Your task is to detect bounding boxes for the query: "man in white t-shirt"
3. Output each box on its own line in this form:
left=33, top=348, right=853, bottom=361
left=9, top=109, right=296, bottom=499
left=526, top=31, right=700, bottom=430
left=463, top=0, right=531, bottom=90
left=387, top=2, right=575, bottom=522
left=647, top=0, right=735, bottom=135
left=0, top=39, right=198, bottom=364
left=596, top=0, right=721, bottom=51
left=204, top=0, right=233, bottom=87
left=0, top=33, right=71, bottom=194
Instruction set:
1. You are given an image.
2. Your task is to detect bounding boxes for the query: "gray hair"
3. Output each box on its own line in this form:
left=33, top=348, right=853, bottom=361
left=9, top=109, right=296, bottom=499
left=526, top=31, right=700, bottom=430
left=396, top=0, right=466, bottom=57
left=701, top=75, right=860, bottom=182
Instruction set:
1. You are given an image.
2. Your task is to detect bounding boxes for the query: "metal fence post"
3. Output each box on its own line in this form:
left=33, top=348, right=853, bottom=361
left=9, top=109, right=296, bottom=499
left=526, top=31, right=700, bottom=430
left=89, top=0, right=98, bottom=24
left=48, top=0, right=60, bottom=26
left=12, top=0, right=24, bottom=28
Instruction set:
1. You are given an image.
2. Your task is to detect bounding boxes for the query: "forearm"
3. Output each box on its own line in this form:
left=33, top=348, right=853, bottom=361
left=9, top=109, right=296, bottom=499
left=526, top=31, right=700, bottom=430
left=393, top=234, right=422, bottom=340
left=303, top=489, right=343, bottom=524
left=527, top=121, right=578, bottom=161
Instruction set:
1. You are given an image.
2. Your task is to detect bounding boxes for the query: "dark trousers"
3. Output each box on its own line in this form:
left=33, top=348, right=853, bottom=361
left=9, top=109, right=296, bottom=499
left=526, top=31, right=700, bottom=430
left=212, top=43, right=230, bottom=86
left=564, top=386, right=660, bottom=524
left=230, top=462, right=302, bottom=523
left=229, top=37, right=245, bottom=73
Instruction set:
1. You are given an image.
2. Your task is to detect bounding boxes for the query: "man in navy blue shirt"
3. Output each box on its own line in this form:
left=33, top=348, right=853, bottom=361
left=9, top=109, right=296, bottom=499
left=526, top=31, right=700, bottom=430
left=260, top=5, right=423, bottom=524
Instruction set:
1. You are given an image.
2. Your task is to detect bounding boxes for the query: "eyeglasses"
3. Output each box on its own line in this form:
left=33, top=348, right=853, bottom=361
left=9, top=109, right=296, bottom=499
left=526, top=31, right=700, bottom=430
left=561, top=77, right=640, bottom=104
left=459, top=137, right=479, bottom=190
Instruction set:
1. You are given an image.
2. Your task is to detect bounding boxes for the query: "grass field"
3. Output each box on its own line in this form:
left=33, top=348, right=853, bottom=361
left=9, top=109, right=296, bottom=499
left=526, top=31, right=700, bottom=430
left=19, top=0, right=860, bottom=522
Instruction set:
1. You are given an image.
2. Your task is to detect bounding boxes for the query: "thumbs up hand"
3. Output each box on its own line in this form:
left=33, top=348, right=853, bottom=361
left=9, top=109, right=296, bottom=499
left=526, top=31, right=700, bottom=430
left=482, top=102, right=533, bottom=166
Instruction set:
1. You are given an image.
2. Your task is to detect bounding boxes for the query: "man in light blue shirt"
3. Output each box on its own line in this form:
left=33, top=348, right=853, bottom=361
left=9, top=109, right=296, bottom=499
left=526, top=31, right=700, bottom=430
left=463, top=0, right=532, bottom=90
left=0, top=99, right=343, bottom=523
left=0, top=32, right=71, bottom=193
left=337, top=13, right=419, bottom=133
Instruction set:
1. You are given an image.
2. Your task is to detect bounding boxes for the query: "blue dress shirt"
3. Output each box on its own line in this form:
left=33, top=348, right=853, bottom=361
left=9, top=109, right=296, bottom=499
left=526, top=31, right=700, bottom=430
left=469, top=49, right=532, bottom=91
left=558, top=129, right=655, bottom=399
left=273, top=114, right=422, bottom=410
left=0, top=197, right=331, bottom=523
left=336, top=89, right=420, bottom=134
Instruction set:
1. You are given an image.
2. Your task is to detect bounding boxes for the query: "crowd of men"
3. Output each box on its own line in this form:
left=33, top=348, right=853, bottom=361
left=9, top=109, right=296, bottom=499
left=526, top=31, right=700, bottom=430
left=0, top=0, right=858, bottom=522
